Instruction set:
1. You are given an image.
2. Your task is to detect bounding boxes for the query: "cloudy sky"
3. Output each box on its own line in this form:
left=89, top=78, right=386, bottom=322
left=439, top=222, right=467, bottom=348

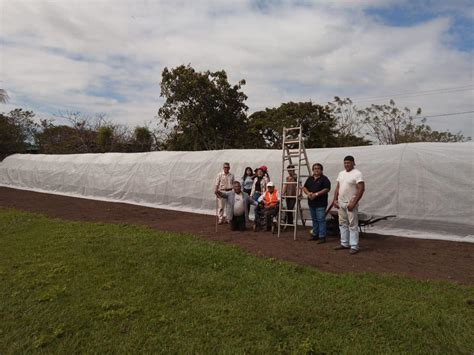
left=1, top=0, right=473, bottom=137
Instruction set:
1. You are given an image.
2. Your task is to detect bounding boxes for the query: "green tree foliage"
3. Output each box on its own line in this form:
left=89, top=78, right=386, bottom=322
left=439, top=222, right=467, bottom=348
left=97, top=126, right=115, bottom=152
left=133, top=126, right=153, bottom=152
left=327, top=97, right=372, bottom=147
left=247, top=101, right=366, bottom=148
left=0, top=109, right=38, bottom=160
left=158, top=65, right=248, bottom=150
left=360, top=100, right=469, bottom=144
left=36, top=121, right=98, bottom=154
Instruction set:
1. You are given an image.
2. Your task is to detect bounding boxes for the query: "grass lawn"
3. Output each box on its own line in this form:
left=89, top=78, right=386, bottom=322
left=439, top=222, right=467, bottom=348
left=0, top=208, right=473, bottom=354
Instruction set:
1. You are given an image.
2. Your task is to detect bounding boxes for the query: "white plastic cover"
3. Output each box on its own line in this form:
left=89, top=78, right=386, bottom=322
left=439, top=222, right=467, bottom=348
left=1, top=142, right=473, bottom=242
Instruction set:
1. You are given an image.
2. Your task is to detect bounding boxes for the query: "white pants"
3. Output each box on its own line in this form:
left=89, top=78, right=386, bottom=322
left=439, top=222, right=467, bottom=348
left=338, top=203, right=359, bottom=250
left=217, top=196, right=228, bottom=222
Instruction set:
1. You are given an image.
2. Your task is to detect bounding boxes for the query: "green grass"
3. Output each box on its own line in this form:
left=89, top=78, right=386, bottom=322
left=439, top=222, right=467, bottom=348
left=0, top=208, right=473, bottom=354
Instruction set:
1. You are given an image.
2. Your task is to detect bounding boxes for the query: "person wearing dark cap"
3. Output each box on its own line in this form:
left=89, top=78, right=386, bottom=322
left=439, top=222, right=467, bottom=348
left=332, top=155, right=365, bottom=254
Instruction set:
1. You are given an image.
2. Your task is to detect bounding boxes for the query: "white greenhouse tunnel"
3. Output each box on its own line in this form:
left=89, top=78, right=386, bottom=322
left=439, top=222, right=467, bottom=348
left=1, top=142, right=473, bottom=243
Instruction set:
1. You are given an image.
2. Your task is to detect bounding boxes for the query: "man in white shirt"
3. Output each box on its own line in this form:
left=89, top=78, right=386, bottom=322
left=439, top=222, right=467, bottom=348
left=216, top=181, right=257, bottom=231
left=333, top=155, right=365, bottom=254
left=214, top=162, right=235, bottom=224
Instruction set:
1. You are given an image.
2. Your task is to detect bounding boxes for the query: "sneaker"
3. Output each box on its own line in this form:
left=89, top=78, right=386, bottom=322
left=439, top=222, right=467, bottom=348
left=317, top=238, right=326, bottom=244
left=308, top=236, right=319, bottom=241
left=349, top=248, right=359, bottom=255
left=334, top=245, right=350, bottom=250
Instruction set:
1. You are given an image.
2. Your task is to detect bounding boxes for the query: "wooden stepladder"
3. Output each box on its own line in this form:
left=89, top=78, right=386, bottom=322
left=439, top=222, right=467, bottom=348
left=277, top=126, right=311, bottom=240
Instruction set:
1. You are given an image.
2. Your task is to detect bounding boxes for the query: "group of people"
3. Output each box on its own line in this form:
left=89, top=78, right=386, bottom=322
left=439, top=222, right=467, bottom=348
left=214, top=155, right=365, bottom=254
left=215, top=164, right=278, bottom=232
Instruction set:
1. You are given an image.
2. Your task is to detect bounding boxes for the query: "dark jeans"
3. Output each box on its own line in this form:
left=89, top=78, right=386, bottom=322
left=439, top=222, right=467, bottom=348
left=286, top=197, right=296, bottom=224
left=230, top=214, right=246, bottom=231
left=255, top=204, right=279, bottom=231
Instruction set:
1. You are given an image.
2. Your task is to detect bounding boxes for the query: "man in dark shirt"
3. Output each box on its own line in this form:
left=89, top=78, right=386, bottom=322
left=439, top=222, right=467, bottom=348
left=303, top=163, right=331, bottom=243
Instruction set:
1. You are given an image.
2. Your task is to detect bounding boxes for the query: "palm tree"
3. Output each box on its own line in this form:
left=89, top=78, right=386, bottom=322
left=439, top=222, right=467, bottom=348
left=0, top=89, right=9, bottom=103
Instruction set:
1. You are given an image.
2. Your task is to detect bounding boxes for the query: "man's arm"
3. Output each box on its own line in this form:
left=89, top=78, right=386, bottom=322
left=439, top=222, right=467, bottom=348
left=333, top=181, right=340, bottom=208
left=214, top=173, right=221, bottom=193
left=348, top=181, right=365, bottom=211
left=315, top=177, right=330, bottom=198
left=247, top=195, right=258, bottom=206
left=302, top=178, right=312, bottom=198
left=215, top=190, right=229, bottom=199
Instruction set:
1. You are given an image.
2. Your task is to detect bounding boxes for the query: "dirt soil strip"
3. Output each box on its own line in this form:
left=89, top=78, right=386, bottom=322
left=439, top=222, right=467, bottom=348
left=1, top=187, right=473, bottom=285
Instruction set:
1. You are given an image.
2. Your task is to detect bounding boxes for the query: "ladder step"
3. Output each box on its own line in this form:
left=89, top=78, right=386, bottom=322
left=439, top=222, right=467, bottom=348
left=284, top=127, right=301, bottom=131
left=280, top=223, right=297, bottom=226
left=284, top=140, right=300, bottom=145
left=280, top=209, right=298, bottom=212
left=282, top=162, right=308, bottom=166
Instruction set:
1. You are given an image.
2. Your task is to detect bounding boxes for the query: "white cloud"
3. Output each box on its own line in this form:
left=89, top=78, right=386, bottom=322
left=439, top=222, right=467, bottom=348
left=0, top=0, right=472, bottom=137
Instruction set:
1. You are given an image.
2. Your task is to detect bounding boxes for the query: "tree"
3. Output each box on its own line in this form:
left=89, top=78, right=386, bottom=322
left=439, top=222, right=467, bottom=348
left=97, top=126, right=115, bottom=152
left=36, top=121, right=87, bottom=154
left=0, top=109, right=38, bottom=160
left=360, top=100, right=469, bottom=144
left=133, top=126, right=153, bottom=152
left=247, top=101, right=351, bottom=149
left=158, top=64, right=249, bottom=150
left=328, top=97, right=364, bottom=137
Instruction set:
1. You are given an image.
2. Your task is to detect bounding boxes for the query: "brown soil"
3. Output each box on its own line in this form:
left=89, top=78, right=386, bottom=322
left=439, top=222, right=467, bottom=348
left=1, top=187, right=473, bottom=285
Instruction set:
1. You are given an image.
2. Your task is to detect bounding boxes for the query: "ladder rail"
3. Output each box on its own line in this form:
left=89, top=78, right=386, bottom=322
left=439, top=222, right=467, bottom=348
left=278, top=125, right=311, bottom=240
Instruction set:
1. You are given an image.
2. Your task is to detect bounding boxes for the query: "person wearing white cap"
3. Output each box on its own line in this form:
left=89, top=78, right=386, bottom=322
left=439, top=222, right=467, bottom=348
left=255, top=181, right=281, bottom=231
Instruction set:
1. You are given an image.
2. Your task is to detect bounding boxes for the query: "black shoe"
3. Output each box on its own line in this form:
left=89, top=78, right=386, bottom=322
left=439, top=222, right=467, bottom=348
left=334, top=245, right=350, bottom=250
left=317, top=238, right=326, bottom=244
left=308, top=230, right=319, bottom=241
left=349, top=248, right=359, bottom=255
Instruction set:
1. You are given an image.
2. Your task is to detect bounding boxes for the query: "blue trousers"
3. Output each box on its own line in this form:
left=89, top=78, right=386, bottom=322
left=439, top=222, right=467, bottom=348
left=309, top=206, right=327, bottom=238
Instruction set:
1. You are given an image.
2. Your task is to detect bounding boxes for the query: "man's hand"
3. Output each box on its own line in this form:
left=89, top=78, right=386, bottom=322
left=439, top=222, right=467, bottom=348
left=215, top=190, right=221, bottom=197
left=333, top=200, right=339, bottom=209
left=347, top=201, right=355, bottom=211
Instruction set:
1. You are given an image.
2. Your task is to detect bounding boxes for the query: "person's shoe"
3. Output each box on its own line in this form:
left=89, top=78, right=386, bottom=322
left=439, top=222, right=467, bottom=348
left=218, top=220, right=224, bottom=225
left=334, top=245, right=350, bottom=250
left=349, top=248, right=359, bottom=255
left=308, top=230, right=319, bottom=241
left=317, top=238, right=326, bottom=244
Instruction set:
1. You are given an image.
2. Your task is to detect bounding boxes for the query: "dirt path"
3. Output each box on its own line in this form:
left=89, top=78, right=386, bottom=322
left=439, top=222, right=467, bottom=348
left=1, top=187, right=473, bottom=285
